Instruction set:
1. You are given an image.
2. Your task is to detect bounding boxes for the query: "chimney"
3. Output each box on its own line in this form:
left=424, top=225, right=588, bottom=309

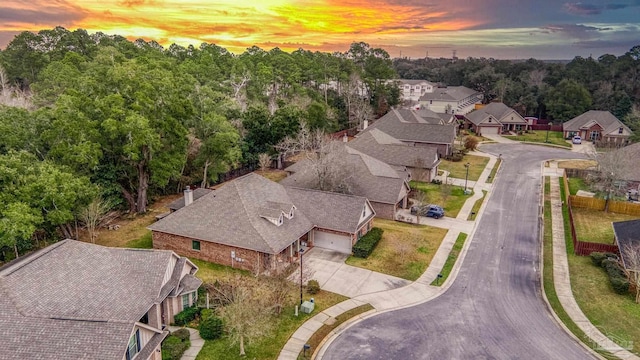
left=363, top=120, right=369, bottom=130
left=343, top=133, right=348, bottom=142
left=184, top=186, right=193, bottom=207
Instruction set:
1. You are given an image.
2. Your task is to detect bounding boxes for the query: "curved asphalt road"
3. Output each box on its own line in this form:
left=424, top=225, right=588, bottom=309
left=322, top=144, right=595, bottom=360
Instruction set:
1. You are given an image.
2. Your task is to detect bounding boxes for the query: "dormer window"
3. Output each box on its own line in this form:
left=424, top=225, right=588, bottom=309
left=362, top=206, right=367, bottom=218
left=278, top=214, right=283, bottom=225
left=289, top=208, right=295, bottom=218
left=619, top=127, right=624, bottom=134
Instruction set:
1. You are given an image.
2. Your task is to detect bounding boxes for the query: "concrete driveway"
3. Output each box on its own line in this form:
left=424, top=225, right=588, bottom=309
left=302, top=248, right=410, bottom=298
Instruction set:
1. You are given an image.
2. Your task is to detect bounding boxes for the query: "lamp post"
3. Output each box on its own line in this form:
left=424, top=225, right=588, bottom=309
left=545, top=122, right=553, bottom=143
left=464, top=162, right=470, bottom=194
left=299, top=248, right=304, bottom=305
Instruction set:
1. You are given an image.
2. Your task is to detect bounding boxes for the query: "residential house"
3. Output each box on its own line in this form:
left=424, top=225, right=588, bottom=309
left=150, top=173, right=375, bottom=271
left=464, top=102, right=529, bottom=135
left=613, top=219, right=640, bottom=271
left=563, top=110, right=633, bottom=145
left=419, top=86, right=482, bottom=115
left=395, top=79, right=437, bottom=103
left=168, top=186, right=212, bottom=212
left=348, top=128, right=441, bottom=182
left=281, top=144, right=410, bottom=220
left=362, top=109, right=457, bottom=156
left=0, top=240, right=201, bottom=360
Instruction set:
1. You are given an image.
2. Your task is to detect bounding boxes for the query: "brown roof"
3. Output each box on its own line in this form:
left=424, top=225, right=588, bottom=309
left=362, top=109, right=457, bottom=145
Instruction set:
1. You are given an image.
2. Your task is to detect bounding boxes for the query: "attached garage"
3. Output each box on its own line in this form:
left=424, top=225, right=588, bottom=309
left=313, top=230, right=352, bottom=254
left=479, top=126, right=500, bottom=135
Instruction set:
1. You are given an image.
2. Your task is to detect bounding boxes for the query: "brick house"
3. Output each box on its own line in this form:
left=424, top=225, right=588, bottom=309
left=150, top=173, right=375, bottom=273
left=563, top=110, right=633, bottom=145
left=0, top=240, right=201, bottom=360
left=280, top=143, right=410, bottom=220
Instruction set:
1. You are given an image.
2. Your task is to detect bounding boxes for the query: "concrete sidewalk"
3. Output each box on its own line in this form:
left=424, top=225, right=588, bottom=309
left=278, top=152, right=499, bottom=360
left=546, top=165, right=639, bottom=360
left=167, top=326, right=204, bottom=360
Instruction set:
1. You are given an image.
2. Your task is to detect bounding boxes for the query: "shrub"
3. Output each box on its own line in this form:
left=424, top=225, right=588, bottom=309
left=590, top=252, right=607, bottom=266
left=171, top=328, right=190, bottom=341
left=431, top=179, right=442, bottom=185
left=601, top=258, right=630, bottom=295
left=200, top=308, right=214, bottom=321
left=610, top=277, right=630, bottom=295
left=174, top=306, right=200, bottom=326
left=307, top=279, right=320, bottom=294
left=464, top=136, right=479, bottom=151
left=162, top=335, right=189, bottom=360
left=199, top=316, right=224, bottom=340
left=352, top=228, right=384, bottom=258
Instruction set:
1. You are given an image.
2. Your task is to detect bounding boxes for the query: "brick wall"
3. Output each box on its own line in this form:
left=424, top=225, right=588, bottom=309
left=370, top=202, right=395, bottom=220
left=153, top=231, right=261, bottom=272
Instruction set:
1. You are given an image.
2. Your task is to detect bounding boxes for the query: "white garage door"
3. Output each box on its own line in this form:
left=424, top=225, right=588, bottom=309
left=314, top=231, right=352, bottom=254
left=481, top=126, right=500, bottom=135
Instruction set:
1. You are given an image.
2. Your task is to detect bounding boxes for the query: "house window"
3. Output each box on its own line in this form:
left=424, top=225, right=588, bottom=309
left=182, top=294, right=190, bottom=310
left=192, top=240, right=200, bottom=251
left=362, top=206, right=366, bottom=218
left=125, top=330, right=141, bottom=360
left=619, top=127, right=624, bottom=134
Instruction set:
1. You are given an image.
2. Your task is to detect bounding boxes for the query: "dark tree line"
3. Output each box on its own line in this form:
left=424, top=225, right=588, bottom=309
left=0, top=27, right=399, bottom=258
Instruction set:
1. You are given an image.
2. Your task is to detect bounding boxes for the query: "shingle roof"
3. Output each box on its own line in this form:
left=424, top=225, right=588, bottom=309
left=149, top=173, right=314, bottom=254
left=363, top=109, right=457, bottom=144
left=285, top=187, right=374, bottom=233
left=419, top=86, right=479, bottom=102
left=563, top=110, right=632, bottom=135
left=348, top=129, right=440, bottom=169
left=0, top=240, right=195, bottom=360
left=465, top=103, right=526, bottom=126
left=397, top=79, right=436, bottom=86
left=613, top=219, right=640, bottom=270
left=168, top=188, right=212, bottom=211
left=280, top=144, right=410, bottom=205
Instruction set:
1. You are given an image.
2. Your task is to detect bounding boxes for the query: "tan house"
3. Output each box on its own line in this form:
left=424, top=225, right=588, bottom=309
left=0, top=240, right=201, bottom=360
left=419, top=86, right=482, bottom=115
left=464, top=102, right=529, bottom=135
left=563, top=110, right=633, bottom=145
left=150, top=173, right=375, bottom=272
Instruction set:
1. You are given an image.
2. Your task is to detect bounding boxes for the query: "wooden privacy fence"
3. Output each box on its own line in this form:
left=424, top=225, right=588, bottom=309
left=562, top=171, right=621, bottom=256
left=569, top=195, right=640, bottom=216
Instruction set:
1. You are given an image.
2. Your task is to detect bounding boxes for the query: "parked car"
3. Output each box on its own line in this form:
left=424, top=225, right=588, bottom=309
left=572, top=136, right=582, bottom=144
left=410, top=204, right=445, bottom=219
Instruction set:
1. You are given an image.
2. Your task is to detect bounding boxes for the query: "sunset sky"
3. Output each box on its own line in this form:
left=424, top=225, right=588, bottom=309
left=1, top=0, right=639, bottom=59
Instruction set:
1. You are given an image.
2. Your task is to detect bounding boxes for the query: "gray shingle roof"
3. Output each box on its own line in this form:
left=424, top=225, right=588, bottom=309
left=281, top=144, right=410, bottom=205
left=285, top=187, right=374, bottom=233
left=419, top=86, right=479, bottom=102
left=609, top=142, right=640, bottom=181
left=396, top=79, right=436, bottom=86
left=563, top=110, right=632, bottom=135
left=0, top=240, right=196, bottom=360
left=465, top=103, right=526, bottom=126
left=363, top=109, right=456, bottom=144
left=149, top=173, right=314, bottom=254
left=348, top=129, right=440, bottom=169
left=168, top=188, right=212, bottom=211
left=613, top=219, right=640, bottom=270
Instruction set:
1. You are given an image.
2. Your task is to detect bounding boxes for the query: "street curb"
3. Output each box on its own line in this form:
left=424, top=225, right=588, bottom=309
left=310, top=309, right=378, bottom=360
left=537, top=162, right=605, bottom=360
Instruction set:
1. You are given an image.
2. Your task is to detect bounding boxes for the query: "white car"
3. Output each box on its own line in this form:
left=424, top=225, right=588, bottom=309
left=572, top=136, right=582, bottom=144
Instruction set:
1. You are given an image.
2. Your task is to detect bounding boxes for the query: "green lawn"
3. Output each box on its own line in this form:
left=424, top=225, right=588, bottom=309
left=571, top=207, right=638, bottom=244
left=439, top=154, right=489, bottom=181
left=567, top=177, right=590, bottom=195
left=541, top=178, right=615, bottom=358
left=410, top=181, right=473, bottom=217
left=486, top=158, right=501, bottom=183
left=467, top=191, right=487, bottom=221
left=503, top=130, right=572, bottom=148
left=125, top=232, right=153, bottom=248
left=430, top=232, right=467, bottom=286
left=346, top=219, right=448, bottom=280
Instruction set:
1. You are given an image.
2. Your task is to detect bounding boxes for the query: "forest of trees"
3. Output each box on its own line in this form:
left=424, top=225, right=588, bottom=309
left=0, top=26, right=639, bottom=258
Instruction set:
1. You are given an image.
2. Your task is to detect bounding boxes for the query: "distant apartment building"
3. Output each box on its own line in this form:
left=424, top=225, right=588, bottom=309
left=419, top=86, right=482, bottom=115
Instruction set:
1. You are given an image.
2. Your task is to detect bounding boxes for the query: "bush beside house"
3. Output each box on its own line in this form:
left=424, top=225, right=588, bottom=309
left=353, top=228, right=384, bottom=258
left=162, top=329, right=191, bottom=360
left=591, top=252, right=630, bottom=294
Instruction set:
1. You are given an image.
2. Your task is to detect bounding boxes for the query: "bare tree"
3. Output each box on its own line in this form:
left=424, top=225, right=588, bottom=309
left=589, top=151, right=632, bottom=211
left=344, top=73, right=373, bottom=129
left=229, top=71, right=250, bottom=111
left=258, top=153, right=271, bottom=171
left=394, top=237, right=413, bottom=264
left=217, top=276, right=275, bottom=356
left=0, top=65, right=31, bottom=109
left=79, top=197, right=113, bottom=243
left=527, top=69, right=547, bottom=88
left=264, top=273, right=293, bottom=315
left=412, top=189, right=429, bottom=224
left=622, top=244, right=640, bottom=303
left=411, top=158, right=428, bottom=182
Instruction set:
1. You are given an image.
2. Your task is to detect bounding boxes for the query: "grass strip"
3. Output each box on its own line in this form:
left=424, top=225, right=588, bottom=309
left=467, top=191, right=487, bottom=221
left=541, top=177, right=615, bottom=359
left=297, top=304, right=375, bottom=359
left=486, top=158, right=501, bottom=184
left=430, top=232, right=467, bottom=286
